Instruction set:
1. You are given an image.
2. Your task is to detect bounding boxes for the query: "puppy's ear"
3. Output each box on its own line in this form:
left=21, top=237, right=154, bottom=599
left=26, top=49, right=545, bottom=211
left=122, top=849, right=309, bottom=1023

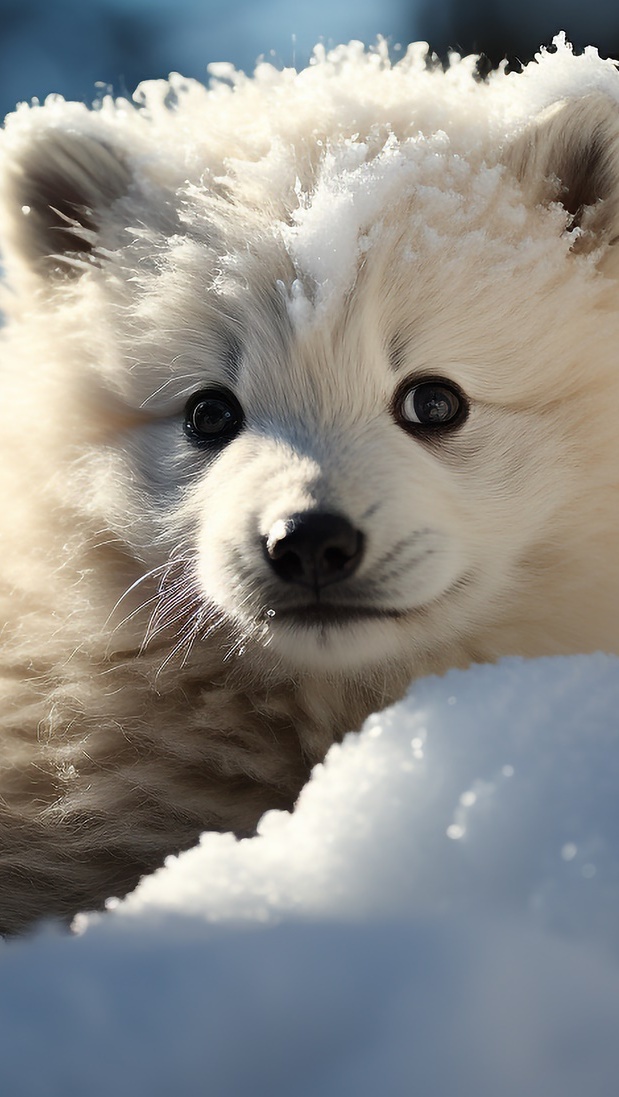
left=1, top=121, right=133, bottom=276
left=503, top=93, right=619, bottom=246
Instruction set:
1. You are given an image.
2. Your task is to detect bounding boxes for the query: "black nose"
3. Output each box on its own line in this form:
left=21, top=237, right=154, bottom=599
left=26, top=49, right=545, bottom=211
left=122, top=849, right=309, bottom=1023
left=264, top=511, right=365, bottom=589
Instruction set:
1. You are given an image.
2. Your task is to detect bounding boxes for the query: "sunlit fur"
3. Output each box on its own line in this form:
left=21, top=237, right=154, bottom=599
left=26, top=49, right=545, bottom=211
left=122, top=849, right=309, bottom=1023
left=1, top=38, right=619, bottom=933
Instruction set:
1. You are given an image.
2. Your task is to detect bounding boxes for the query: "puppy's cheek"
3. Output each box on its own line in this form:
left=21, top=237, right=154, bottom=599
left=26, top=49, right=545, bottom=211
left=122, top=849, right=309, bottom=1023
left=194, top=527, right=234, bottom=614
left=193, top=505, right=255, bottom=621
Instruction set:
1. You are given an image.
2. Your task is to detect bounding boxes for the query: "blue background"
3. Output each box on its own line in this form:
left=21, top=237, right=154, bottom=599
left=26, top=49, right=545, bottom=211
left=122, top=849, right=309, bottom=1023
left=1, top=0, right=618, bottom=117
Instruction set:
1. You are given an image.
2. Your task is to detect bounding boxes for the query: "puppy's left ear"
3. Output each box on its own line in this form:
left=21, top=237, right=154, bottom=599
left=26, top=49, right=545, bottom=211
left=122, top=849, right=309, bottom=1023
left=503, top=92, right=619, bottom=247
left=0, top=113, right=135, bottom=279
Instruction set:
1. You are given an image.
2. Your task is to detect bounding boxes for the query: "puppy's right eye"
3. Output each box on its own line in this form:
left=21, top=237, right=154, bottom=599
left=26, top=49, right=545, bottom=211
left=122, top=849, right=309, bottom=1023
left=184, top=388, right=244, bottom=446
left=393, top=378, right=468, bottom=434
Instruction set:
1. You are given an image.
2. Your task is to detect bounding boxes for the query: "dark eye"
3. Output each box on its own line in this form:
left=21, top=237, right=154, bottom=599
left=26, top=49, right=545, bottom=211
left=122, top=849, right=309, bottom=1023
left=184, top=388, right=244, bottom=446
left=394, top=378, right=467, bottom=432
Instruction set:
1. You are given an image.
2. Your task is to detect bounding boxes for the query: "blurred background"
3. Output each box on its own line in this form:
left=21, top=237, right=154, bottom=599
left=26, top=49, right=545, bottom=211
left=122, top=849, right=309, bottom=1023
left=0, top=0, right=618, bottom=117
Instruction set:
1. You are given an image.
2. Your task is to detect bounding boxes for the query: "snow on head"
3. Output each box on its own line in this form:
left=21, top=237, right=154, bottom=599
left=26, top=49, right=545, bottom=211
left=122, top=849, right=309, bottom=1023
left=280, top=135, right=418, bottom=320
left=187, top=33, right=619, bottom=332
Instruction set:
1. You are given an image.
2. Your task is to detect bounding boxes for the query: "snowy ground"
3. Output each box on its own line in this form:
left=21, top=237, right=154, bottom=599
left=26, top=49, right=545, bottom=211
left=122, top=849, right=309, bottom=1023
left=1, top=653, right=619, bottom=1095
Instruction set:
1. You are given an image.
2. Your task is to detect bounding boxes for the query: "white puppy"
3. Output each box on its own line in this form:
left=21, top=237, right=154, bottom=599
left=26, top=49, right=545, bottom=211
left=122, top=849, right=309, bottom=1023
left=1, top=37, right=618, bottom=933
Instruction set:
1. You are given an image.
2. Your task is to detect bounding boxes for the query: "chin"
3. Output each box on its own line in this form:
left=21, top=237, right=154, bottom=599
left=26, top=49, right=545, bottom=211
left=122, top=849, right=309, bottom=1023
left=258, top=612, right=413, bottom=677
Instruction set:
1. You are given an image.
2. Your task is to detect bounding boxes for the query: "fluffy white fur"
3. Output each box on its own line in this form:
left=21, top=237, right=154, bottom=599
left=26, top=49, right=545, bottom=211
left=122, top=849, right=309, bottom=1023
left=1, top=36, right=619, bottom=934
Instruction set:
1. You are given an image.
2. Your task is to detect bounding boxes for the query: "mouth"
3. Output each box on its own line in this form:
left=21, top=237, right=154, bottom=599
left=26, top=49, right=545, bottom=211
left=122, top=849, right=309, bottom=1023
left=265, top=603, right=411, bottom=627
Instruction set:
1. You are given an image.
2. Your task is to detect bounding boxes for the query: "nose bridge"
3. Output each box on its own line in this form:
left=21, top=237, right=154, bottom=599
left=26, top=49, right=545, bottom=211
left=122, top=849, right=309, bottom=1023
left=232, top=340, right=389, bottom=530
left=253, top=451, right=325, bottom=536
left=255, top=424, right=359, bottom=531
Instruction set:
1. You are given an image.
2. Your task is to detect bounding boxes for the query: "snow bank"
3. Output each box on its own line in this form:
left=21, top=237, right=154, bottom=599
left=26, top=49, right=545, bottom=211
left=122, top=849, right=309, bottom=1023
left=1, top=652, right=619, bottom=1096
left=115, top=653, right=619, bottom=949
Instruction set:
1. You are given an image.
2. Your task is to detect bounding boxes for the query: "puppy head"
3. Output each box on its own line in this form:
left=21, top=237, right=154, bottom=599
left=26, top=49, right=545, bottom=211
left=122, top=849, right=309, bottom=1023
left=3, top=83, right=619, bottom=679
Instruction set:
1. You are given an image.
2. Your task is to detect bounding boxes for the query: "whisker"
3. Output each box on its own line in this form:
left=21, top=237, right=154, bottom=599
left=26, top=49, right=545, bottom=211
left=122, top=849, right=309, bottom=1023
left=138, top=373, right=209, bottom=409
left=154, top=607, right=206, bottom=678
left=105, top=562, right=176, bottom=628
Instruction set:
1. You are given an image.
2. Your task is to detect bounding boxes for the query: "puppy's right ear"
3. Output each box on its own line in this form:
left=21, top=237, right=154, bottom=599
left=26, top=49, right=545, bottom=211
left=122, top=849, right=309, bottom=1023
left=502, top=92, right=619, bottom=248
left=0, top=118, right=133, bottom=277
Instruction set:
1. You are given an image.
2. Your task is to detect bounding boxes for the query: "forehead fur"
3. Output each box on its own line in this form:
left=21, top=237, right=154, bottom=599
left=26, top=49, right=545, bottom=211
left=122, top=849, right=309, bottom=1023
left=3, top=35, right=619, bottom=420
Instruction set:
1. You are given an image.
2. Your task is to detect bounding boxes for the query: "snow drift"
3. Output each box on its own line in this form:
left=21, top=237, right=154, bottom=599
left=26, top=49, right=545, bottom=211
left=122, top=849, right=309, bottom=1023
left=0, top=652, right=618, bottom=1097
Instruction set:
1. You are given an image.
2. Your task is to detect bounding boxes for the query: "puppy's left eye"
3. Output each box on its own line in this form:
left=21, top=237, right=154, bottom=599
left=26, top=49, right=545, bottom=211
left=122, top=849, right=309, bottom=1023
left=394, top=379, right=467, bottom=431
left=184, top=388, right=244, bottom=446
